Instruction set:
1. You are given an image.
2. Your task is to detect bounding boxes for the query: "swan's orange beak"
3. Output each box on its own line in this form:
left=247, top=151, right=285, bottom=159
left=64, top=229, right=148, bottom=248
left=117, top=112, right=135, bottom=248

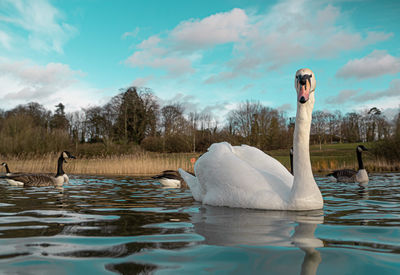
left=297, top=80, right=311, bottom=104
left=298, top=84, right=309, bottom=104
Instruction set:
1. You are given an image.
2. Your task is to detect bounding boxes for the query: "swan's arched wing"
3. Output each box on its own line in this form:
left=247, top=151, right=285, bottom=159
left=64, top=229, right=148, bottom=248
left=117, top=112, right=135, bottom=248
left=194, top=142, right=294, bottom=209
left=232, top=144, right=293, bottom=188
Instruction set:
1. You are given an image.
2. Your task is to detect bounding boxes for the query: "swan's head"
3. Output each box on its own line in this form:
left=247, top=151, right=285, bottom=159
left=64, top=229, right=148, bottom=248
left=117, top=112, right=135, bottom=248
left=61, top=151, right=76, bottom=163
left=357, top=145, right=368, bottom=152
left=1, top=162, right=6, bottom=167
left=295, top=68, right=316, bottom=104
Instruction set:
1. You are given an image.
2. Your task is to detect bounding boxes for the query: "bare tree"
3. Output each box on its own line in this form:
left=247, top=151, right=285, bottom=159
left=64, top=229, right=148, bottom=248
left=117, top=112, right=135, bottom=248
left=161, top=103, right=186, bottom=136
left=312, top=111, right=328, bottom=150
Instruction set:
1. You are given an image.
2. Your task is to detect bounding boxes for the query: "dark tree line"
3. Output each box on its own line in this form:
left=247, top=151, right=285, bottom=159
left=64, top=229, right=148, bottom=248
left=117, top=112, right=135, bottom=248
left=0, top=86, right=398, bottom=156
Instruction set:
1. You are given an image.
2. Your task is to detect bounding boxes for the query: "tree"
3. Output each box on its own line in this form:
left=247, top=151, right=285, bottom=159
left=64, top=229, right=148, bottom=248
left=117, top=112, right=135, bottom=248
left=6, top=102, right=51, bottom=129
left=161, top=103, right=186, bottom=136
left=395, top=111, right=400, bottom=139
left=227, top=101, right=288, bottom=150
left=227, top=101, right=262, bottom=142
left=67, top=110, right=85, bottom=150
left=139, top=88, right=159, bottom=137
left=342, top=112, right=361, bottom=142
left=312, top=111, right=328, bottom=150
left=188, top=112, right=200, bottom=152
left=50, top=103, right=69, bottom=131
left=114, top=87, right=148, bottom=144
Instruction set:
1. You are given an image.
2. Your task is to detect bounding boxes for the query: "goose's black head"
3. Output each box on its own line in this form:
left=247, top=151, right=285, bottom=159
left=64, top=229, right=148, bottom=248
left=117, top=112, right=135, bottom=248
left=357, top=145, right=368, bottom=152
left=61, top=151, right=76, bottom=163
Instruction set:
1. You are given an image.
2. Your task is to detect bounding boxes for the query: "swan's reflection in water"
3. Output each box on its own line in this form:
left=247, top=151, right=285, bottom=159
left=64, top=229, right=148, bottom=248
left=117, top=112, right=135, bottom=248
left=190, top=206, right=324, bottom=275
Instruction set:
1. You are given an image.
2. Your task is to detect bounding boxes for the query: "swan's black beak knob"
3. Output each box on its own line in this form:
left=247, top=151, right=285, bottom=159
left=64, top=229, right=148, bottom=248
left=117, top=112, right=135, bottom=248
left=299, top=96, right=307, bottom=104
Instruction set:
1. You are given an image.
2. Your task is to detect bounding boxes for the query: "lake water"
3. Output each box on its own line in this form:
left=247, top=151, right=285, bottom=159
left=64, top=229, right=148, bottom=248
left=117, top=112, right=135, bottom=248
left=0, top=173, right=400, bottom=274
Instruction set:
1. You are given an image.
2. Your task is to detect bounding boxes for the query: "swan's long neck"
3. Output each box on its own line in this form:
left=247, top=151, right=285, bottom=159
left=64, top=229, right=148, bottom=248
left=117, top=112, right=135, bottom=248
left=357, top=150, right=364, bottom=170
left=290, top=94, right=323, bottom=209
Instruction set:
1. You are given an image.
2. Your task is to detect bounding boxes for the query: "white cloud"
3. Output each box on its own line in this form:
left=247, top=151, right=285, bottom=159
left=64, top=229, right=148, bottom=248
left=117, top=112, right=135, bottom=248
left=0, top=30, right=11, bottom=49
left=326, top=80, right=400, bottom=109
left=122, top=27, right=140, bottom=39
left=0, top=58, right=105, bottom=112
left=125, top=8, right=249, bottom=77
left=336, top=50, right=400, bottom=79
left=170, top=8, right=248, bottom=51
left=131, top=76, right=154, bottom=87
left=325, top=89, right=360, bottom=105
left=137, top=35, right=162, bottom=49
left=353, top=79, right=400, bottom=103
left=125, top=1, right=391, bottom=82
left=0, top=0, right=77, bottom=53
left=126, top=51, right=194, bottom=76
left=219, top=2, right=391, bottom=79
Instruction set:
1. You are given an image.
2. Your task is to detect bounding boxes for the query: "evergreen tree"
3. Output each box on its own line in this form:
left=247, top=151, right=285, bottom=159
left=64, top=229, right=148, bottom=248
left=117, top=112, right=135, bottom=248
left=50, top=103, right=69, bottom=131
left=114, top=87, right=147, bottom=144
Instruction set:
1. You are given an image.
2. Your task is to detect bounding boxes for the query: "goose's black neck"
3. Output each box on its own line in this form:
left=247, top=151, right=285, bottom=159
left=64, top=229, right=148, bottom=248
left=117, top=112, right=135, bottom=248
left=357, top=149, right=364, bottom=170
left=4, top=164, right=10, bottom=174
left=290, top=151, right=294, bottom=175
left=56, top=155, right=65, bottom=177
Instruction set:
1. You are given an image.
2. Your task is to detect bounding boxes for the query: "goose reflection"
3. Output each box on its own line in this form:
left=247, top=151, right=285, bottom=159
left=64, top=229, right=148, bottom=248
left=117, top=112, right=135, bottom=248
left=358, top=182, right=369, bottom=200
left=190, top=206, right=324, bottom=275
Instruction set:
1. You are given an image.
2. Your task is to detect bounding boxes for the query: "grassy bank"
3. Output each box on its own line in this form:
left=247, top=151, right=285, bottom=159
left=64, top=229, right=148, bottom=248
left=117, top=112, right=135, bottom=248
left=1, top=143, right=399, bottom=176
left=270, top=142, right=400, bottom=174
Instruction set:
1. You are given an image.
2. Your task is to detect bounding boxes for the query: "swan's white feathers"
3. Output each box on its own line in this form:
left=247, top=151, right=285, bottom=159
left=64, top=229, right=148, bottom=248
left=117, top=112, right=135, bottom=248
left=179, top=168, right=202, bottom=200
left=184, top=142, right=296, bottom=209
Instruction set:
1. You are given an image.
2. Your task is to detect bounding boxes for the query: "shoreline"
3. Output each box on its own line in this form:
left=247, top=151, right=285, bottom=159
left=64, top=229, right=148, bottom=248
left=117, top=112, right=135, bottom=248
left=1, top=156, right=398, bottom=177
left=1, top=143, right=399, bottom=176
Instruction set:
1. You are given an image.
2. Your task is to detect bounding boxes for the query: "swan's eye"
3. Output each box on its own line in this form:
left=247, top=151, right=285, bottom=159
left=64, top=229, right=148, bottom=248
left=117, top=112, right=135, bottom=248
left=297, top=74, right=312, bottom=88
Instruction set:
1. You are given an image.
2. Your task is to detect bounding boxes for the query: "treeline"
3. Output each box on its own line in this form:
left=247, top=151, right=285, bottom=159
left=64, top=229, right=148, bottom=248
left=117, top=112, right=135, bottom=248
left=373, top=113, right=400, bottom=161
left=0, top=86, right=398, bottom=156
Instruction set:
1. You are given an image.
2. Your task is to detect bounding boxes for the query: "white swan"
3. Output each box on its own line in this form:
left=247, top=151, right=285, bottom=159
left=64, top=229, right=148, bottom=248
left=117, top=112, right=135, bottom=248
left=179, top=68, right=323, bottom=210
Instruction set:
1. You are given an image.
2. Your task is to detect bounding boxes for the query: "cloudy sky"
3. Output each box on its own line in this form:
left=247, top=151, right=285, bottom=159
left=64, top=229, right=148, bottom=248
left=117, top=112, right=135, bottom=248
left=0, top=0, right=399, bottom=120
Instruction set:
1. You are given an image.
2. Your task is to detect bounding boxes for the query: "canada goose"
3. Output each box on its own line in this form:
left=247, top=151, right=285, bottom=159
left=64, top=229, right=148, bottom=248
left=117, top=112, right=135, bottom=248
left=1, top=162, right=12, bottom=176
left=327, top=145, right=369, bottom=183
left=179, top=68, right=323, bottom=210
left=0, top=151, right=76, bottom=187
left=1, top=162, right=26, bottom=185
left=152, top=170, right=193, bottom=188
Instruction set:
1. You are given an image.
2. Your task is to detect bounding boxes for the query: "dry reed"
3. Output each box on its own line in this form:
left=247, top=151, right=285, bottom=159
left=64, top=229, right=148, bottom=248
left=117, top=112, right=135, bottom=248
left=0, top=152, right=198, bottom=176
left=311, top=158, right=400, bottom=174
left=1, top=152, right=398, bottom=177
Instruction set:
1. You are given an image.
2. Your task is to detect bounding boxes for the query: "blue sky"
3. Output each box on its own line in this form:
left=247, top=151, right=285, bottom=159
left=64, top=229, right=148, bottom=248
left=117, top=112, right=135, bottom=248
left=0, top=0, right=399, bottom=121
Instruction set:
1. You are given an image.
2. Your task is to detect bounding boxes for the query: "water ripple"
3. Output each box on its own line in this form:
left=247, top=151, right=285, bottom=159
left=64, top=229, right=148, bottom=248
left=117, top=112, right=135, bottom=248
left=0, top=173, right=400, bottom=274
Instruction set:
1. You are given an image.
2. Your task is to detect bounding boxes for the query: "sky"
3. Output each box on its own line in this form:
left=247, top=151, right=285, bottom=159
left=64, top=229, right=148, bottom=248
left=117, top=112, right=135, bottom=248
left=0, top=0, right=399, bottom=122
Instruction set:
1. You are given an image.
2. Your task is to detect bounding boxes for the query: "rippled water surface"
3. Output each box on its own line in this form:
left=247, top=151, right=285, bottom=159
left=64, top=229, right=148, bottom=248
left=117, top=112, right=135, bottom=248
left=1, top=173, right=400, bottom=274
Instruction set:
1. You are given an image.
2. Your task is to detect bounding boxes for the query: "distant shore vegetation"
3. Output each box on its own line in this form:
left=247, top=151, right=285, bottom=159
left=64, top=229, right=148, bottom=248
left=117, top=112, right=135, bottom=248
left=0, top=86, right=399, bottom=174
